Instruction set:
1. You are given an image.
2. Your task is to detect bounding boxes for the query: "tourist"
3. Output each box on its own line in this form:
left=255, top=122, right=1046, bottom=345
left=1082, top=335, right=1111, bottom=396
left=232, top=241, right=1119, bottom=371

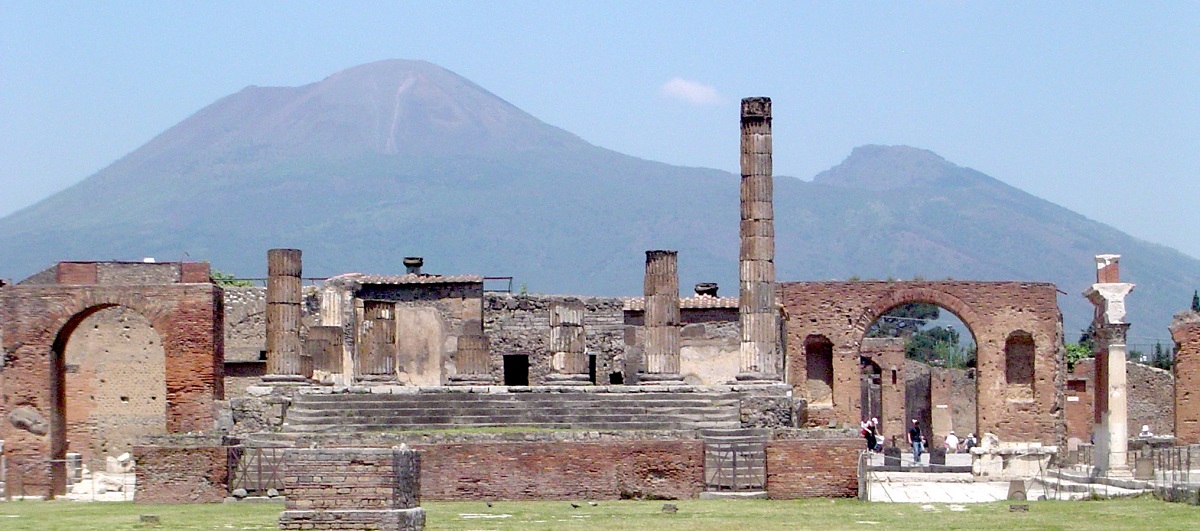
left=963, top=433, right=978, bottom=451
left=944, top=430, right=960, bottom=453
left=861, top=419, right=876, bottom=452
left=1139, top=425, right=1154, bottom=437
left=871, top=418, right=883, bottom=452
left=908, top=419, right=924, bottom=464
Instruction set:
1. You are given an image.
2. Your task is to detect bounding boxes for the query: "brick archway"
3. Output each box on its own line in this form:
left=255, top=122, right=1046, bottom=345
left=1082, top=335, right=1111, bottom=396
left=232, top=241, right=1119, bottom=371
left=780, top=281, right=1063, bottom=446
left=0, top=261, right=223, bottom=497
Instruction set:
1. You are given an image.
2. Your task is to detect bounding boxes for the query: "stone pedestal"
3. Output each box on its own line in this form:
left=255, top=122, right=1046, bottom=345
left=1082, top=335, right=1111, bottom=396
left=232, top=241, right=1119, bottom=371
left=280, top=446, right=425, bottom=531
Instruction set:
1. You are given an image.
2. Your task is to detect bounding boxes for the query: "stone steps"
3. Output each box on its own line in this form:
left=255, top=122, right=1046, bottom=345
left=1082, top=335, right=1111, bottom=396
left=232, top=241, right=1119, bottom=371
left=282, top=391, right=743, bottom=433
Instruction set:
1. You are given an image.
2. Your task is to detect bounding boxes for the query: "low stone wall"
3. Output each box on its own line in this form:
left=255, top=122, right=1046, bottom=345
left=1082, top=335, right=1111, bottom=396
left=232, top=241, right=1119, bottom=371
left=132, top=445, right=228, bottom=504
left=415, top=440, right=704, bottom=501
left=280, top=447, right=424, bottom=531
left=764, top=438, right=860, bottom=499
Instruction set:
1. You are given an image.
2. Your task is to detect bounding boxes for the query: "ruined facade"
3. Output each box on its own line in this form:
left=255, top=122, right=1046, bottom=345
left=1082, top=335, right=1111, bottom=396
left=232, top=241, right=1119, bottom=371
left=0, top=261, right=223, bottom=496
left=779, top=280, right=1064, bottom=445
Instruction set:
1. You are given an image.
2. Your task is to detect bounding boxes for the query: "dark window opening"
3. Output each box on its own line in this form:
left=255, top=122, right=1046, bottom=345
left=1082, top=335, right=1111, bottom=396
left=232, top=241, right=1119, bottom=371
left=588, top=354, right=597, bottom=384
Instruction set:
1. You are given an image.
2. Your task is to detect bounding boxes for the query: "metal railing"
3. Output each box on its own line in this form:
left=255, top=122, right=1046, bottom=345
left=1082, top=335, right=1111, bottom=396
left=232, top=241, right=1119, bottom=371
left=704, top=440, right=766, bottom=491
left=227, top=447, right=286, bottom=495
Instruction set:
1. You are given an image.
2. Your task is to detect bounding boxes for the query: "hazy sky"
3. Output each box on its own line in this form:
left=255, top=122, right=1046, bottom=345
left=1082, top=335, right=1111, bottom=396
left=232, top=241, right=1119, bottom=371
left=3, top=2, right=1198, bottom=258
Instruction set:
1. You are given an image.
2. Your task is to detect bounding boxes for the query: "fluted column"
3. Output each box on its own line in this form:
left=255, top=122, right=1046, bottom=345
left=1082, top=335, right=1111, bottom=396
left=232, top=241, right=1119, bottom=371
left=264, top=248, right=305, bottom=383
left=545, top=300, right=590, bottom=385
left=737, top=97, right=781, bottom=382
left=642, top=250, right=683, bottom=383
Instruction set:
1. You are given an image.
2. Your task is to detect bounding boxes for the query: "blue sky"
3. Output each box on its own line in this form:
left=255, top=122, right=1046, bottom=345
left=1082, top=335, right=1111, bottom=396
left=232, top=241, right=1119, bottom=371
left=2, top=2, right=1198, bottom=258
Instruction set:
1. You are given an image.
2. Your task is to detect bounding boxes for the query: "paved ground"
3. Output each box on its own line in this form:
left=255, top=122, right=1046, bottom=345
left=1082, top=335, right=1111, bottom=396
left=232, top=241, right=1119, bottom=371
left=861, top=452, right=1151, bottom=503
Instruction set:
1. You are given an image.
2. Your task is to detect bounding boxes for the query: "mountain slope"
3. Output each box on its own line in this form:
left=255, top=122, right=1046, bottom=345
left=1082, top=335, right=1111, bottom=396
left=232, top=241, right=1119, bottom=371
left=1, top=60, right=1197, bottom=339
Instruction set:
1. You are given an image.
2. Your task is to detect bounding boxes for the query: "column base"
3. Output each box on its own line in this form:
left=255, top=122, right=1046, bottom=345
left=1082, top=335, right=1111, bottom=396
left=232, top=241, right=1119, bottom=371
left=544, top=374, right=592, bottom=386
left=638, top=373, right=685, bottom=384
left=734, top=372, right=782, bottom=384
left=446, top=374, right=497, bottom=386
left=260, top=374, right=308, bottom=385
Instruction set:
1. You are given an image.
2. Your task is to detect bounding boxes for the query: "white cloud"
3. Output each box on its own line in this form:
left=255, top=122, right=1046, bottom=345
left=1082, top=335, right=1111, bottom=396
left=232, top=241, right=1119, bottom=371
left=660, top=77, right=722, bottom=105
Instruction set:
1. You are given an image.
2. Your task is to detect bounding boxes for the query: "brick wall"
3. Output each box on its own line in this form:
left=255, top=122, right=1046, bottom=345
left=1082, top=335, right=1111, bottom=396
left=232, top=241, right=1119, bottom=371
left=1068, top=359, right=1175, bottom=441
left=415, top=440, right=704, bottom=501
left=1171, top=315, right=1200, bottom=444
left=780, top=281, right=1063, bottom=445
left=0, top=277, right=223, bottom=495
left=284, top=448, right=420, bottom=510
left=765, top=438, right=859, bottom=499
left=133, top=445, right=228, bottom=504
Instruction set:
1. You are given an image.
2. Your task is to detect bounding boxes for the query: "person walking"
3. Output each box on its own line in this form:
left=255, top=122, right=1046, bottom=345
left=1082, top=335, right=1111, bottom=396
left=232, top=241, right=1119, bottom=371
left=861, top=419, right=877, bottom=452
left=908, top=419, right=924, bottom=465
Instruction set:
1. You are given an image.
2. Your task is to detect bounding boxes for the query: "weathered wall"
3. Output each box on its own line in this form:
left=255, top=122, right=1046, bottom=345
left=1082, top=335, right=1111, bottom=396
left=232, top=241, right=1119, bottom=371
left=780, top=281, right=1063, bottom=445
left=764, top=438, right=859, bottom=499
left=485, top=294, right=625, bottom=385
left=133, top=445, right=229, bottom=504
left=860, top=338, right=906, bottom=442
left=1067, top=358, right=1175, bottom=441
left=415, top=440, right=704, bottom=501
left=625, top=305, right=740, bottom=386
left=1172, top=314, right=1200, bottom=444
left=355, top=281, right=482, bottom=385
left=64, top=306, right=166, bottom=461
left=0, top=261, right=223, bottom=496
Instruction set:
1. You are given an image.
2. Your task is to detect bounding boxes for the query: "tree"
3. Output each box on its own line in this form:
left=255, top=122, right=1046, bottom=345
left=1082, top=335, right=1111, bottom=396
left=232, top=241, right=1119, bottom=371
left=866, top=302, right=940, bottom=338
left=1192, top=290, right=1199, bottom=312
left=1150, top=342, right=1174, bottom=370
left=1065, top=343, right=1092, bottom=371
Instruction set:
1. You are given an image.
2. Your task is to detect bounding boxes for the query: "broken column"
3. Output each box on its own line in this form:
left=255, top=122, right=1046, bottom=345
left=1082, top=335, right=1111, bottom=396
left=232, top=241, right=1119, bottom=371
left=737, top=97, right=781, bottom=382
left=264, top=248, right=306, bottom=383
left=1084, top=254, right=1134, bottom=476
left=641, top=250, right=683, bottom=383
left=545, top=300, right=590, bottom=385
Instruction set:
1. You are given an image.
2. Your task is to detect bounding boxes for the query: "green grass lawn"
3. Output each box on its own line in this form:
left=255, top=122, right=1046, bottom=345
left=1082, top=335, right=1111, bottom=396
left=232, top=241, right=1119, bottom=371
left=0, top=497, right=1195, bottom=530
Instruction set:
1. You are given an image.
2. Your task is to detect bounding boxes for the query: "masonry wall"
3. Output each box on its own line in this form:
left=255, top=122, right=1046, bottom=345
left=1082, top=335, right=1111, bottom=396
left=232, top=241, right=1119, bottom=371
left=415, top=440, right=704, bottom=501
left=1067, top=359, right=1175, bottom=441
left=484, top=294, right=625, bottom=385
left=625, top=307, right=740, bottom=385
left=0, top=263, right=223, bottom=496
left=1171, top=314, right=1200, bottom=444
left=780, top=281, right=1063, bottom=445
left=764, top=438, right=859, bottom=499
left=133, top=445, right=229, bottom=504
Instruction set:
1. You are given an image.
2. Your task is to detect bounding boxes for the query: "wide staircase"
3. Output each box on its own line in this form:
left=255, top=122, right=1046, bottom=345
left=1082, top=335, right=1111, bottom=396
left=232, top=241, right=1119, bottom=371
left=281, top=391, right=743, bottom=433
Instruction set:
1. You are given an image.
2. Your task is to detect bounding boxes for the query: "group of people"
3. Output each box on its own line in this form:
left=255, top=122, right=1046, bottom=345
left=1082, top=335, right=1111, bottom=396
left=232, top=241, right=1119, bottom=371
left=865, top=417, right=978, bottom=462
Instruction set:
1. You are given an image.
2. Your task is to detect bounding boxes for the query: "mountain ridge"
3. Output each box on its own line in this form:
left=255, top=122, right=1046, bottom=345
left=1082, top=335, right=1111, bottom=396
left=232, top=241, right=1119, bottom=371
left=2, top=59, right=1197, bottom=339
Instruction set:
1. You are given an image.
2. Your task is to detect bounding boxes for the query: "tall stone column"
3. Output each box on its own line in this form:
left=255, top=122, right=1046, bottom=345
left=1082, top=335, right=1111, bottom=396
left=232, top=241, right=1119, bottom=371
left=737, top=97, right=781, bottom=382
left=545, top=300, right=590, bottom=385
left=642, top=250, right=683, bottom=383
left=1084, top=254, right=1134, bottom=477
left=264, top=248, right=306, bottom=383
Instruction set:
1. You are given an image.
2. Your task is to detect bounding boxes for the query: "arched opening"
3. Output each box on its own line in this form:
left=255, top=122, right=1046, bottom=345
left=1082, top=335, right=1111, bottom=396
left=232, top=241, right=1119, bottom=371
left=51, top=305, right=166, bottom=495
left=864, top=302, right=978, bottom=453
left=804, top=335, right=834, bottom=405
left=1005, top=330, right=1035, bottom=401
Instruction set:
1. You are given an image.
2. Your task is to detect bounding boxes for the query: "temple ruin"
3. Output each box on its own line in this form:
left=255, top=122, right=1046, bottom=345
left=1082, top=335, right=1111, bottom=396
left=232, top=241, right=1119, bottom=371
left=0, top=96, right=1196, bottom=511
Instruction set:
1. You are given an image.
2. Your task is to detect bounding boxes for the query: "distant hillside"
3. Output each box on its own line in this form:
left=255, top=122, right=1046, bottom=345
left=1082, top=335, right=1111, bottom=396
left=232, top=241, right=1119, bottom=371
left=1, top=59, right=1197, bottom=338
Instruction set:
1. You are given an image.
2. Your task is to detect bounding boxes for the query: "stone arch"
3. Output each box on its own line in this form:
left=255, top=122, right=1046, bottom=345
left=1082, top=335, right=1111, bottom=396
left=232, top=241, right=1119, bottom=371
left=850, top=287, right=983, bottom=345
left=853, top=288, right=982, bottom=449
left=0, top=264, right=222, bottom=498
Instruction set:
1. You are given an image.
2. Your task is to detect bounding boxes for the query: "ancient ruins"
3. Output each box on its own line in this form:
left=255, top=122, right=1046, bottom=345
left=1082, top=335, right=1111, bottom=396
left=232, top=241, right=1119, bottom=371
left=2, top=96, right=1198, bottom=522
